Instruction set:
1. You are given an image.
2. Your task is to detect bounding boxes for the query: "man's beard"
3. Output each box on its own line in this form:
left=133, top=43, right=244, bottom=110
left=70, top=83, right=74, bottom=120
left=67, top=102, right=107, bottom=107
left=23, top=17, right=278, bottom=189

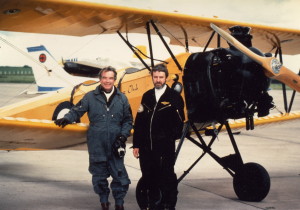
left=154, top=82, right=166, bottom=89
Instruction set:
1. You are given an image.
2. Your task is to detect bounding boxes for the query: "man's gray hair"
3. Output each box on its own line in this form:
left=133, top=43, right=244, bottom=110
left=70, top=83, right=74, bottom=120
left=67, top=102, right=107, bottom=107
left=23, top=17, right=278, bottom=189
left=99, top=66, right=117, bottom=80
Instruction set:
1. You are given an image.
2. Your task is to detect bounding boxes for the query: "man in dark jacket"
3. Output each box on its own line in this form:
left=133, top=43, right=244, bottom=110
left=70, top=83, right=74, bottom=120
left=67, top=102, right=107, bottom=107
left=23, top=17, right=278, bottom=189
left=55, top=66, right=132, bottom=210
left=133, top=64, right=185, bottom=210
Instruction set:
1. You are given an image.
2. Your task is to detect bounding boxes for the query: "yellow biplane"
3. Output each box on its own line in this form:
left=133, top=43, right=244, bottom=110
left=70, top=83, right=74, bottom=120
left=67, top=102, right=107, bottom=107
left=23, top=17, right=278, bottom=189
left=1, top=0, right=300, bottom=204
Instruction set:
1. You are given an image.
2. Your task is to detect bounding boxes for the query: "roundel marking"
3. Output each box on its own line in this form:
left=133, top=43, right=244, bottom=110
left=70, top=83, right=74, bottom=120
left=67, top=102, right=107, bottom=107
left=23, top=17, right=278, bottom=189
left=39, top=53, right=47, bottom=63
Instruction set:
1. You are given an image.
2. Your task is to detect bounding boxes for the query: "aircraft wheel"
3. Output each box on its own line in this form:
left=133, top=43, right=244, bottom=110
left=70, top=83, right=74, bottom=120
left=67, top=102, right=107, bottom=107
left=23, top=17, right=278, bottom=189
left=52, top=101, right=78, bottom=121
left=233, top=162, right=270, bottom=201
left=136, top=177, right=161, bottom=209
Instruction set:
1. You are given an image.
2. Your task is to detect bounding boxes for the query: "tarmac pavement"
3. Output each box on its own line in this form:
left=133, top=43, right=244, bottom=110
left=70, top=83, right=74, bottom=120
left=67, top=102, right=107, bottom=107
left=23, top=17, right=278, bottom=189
left=1, top=84, right=300, bottom=209
left=1, top=118, right=300, bottom=209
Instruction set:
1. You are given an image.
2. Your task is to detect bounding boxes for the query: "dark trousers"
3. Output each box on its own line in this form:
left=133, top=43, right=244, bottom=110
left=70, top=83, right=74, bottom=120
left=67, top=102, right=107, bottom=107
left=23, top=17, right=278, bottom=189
left=139, top=150, right=178, bottom=209
left=89, top=157, right=130, bottom=206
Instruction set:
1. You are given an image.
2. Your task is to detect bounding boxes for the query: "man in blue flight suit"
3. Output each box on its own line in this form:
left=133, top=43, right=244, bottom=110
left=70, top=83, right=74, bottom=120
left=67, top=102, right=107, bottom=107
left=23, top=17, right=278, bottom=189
left=133, top=64, right=185, bottom=210
left=55, top=66, right=132, bottom=210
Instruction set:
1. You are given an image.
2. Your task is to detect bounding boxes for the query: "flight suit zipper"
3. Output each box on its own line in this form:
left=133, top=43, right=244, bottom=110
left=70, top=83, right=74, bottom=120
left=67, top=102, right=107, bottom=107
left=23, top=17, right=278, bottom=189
left=105, top=104, right=110, bottom=156
left=157, top=104, right=171, bottom=111
left=150, top=103, right=157, bottom=151
left=176, top=109, right=182, bottom=121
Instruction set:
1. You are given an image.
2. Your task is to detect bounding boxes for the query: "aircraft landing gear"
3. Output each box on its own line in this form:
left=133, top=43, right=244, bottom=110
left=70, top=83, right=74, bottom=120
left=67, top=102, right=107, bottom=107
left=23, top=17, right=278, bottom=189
left=135, top=120, right=270, bottom=207
left=52, top=101, right=75, bottom=121
left=233, top=162, right=270, bottom=201
left=136, top=177, right=162, bottom=209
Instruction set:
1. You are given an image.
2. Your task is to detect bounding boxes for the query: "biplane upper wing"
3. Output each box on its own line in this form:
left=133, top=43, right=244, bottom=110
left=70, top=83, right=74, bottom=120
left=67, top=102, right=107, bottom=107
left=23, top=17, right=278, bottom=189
left=0, top=0, right=300, bottom=55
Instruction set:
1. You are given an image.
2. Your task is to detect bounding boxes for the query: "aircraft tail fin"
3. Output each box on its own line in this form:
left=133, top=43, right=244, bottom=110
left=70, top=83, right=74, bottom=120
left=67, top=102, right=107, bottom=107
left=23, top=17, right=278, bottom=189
left=27, top=45, right=83, bottom=92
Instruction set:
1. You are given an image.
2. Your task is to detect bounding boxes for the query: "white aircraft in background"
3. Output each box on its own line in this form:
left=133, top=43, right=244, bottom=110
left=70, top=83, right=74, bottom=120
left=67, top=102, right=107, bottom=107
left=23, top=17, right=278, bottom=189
left=26, top=45, right=97, bottom=92
left=26, top=44, right=150, bottom=93
left=1, top=33, right=151, bottom=93
left=61, top=44, right=150, bottom=78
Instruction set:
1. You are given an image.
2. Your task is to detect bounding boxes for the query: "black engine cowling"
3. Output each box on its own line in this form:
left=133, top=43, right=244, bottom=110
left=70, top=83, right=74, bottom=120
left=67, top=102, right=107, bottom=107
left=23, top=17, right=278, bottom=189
left=183, top=47, right=274, bottom=127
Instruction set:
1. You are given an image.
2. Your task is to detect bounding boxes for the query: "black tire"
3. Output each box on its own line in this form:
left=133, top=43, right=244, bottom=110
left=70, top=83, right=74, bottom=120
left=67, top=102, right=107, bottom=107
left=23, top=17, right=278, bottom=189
left=52, top=101, right=79, bottom=122
left=233, top=162, right=270, bottom=201
left=136, top=177, right=161, bottom=209
left=136, top=178, right=146, bottom=209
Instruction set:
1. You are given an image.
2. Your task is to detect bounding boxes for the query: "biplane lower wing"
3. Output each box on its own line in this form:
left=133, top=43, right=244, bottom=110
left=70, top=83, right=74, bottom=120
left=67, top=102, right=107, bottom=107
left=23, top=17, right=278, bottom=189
left=1, top=111, right=300, bottom=150
left=0, top=118, right=87, bottom=150
left=1, top=90, right=300, bottom=150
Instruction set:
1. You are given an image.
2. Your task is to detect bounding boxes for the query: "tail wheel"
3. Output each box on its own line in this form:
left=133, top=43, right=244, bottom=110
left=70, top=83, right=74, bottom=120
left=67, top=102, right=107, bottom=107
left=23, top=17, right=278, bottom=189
left=136, top=177, right=161, bottom=209
left=233, top=162, right=270, bottom=201
left=52, top=101, right=79, bottom=122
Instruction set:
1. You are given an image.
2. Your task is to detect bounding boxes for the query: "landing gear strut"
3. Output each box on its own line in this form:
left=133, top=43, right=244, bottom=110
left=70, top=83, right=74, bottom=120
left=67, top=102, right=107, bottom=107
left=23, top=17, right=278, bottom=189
left=136, top=120, right=270, bottom=208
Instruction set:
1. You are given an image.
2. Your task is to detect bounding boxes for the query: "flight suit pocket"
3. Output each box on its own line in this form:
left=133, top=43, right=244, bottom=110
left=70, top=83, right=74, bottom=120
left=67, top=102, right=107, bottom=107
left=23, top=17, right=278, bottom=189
left=112, top=158, right=131, bottom=186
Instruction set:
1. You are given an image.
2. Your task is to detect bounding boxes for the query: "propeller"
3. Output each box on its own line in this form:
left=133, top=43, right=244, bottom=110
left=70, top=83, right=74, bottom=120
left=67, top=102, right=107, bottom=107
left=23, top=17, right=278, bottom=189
left=210, top=23, right=300, bottom=92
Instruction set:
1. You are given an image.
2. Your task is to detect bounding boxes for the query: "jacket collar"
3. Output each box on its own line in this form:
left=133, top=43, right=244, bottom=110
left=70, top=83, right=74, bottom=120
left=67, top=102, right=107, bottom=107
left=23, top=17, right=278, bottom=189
left=94, top=85, right=120, bottom=105
left=151, top=85, right=170, bottom=102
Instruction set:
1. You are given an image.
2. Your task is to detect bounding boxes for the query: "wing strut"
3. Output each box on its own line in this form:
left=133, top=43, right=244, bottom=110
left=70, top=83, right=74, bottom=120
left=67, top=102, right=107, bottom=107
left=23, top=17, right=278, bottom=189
left=179, top=25, right=189, bottom=52
left=273, top=46, right=299, bottom=114
left=217, top=33, right=221, bottom=48
left=274, top=47, right=288, bottom=113
left=203, top=31, right=216, bottom=52
left=150, top=20, right=183, bottom=71
left=288, top=70, right=300, bottom=113
left=117, top=31, right=151, bottom=71
left=146, top=22, right=155, bottom=68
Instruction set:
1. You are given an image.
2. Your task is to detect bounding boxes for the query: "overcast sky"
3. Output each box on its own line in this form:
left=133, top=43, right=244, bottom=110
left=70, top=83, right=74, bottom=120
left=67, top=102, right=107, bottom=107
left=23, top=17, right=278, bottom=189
left=0, top=0, right=299, bottom=69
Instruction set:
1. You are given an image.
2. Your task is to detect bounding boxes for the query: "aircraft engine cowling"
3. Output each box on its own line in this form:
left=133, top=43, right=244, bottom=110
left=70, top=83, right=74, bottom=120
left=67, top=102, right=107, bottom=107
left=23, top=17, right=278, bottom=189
left=183, top=47, right=274, bottom=127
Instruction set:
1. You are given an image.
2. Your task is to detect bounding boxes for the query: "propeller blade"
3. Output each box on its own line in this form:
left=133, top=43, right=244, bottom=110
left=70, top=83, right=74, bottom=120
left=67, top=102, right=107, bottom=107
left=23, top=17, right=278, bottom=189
left=210, top=23, right=300, bottom=92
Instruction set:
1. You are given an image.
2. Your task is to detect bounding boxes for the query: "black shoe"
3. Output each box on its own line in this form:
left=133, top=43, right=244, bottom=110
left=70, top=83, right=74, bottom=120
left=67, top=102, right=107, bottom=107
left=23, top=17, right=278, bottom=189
left=101, top=202, right=110, bottom=210
left=164, top=204, right=175, bottom=210
left=115, top=205, right=124, bottom=210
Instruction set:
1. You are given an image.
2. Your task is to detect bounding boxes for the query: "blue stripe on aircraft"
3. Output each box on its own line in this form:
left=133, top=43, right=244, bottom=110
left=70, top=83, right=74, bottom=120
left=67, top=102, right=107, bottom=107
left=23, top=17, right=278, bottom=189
left=27, top=45, right=57, bottom=61
left=27, top=45, right=47, bottom=52
left=37, top=86, right=63, bottom=92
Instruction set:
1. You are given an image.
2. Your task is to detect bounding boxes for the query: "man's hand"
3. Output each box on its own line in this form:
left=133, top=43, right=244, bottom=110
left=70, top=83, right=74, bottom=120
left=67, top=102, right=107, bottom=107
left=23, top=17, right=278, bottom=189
left=54, top=118, right=70, bottom=128
left=133, top=148, right=139, bottom=159
left=112, top=135, right=127, bottom=158
left=116, top=135, right=127, bottom=143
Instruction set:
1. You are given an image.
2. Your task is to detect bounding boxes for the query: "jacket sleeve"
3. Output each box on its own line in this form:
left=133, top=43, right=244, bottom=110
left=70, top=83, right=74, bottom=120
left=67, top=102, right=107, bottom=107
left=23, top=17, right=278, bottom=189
left=132, top=95, right=146, bottom=148
left=171, top=92, right=185, bottom=140
left=64, top=94, right=89, bottom=123
left=120, top=95, right=133, bottom=138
